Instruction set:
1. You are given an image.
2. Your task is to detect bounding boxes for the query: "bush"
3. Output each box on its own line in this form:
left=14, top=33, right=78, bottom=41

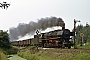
left=27, top=45, right=36, bottom=50
left=5, top=46, right=19, bottom=55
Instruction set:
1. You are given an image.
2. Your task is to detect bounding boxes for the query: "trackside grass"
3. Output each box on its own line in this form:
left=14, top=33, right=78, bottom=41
left=74, top=53, right=90, bottom=60
left=0, top=50, right=7, bottom=60
left=17, top=48, right=90, bottom=60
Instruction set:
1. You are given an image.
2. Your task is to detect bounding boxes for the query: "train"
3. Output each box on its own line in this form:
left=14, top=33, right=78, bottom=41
left=11, top=27, right=74, bottom=48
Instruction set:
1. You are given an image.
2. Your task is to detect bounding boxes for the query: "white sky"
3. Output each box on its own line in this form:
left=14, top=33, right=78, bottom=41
left=0, top=0, right=90, bottom=31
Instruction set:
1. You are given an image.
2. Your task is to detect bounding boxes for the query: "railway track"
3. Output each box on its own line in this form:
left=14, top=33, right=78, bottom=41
left=38, top=48, right=90, bottom=54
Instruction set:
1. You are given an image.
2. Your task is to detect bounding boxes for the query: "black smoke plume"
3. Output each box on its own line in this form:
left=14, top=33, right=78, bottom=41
left=9, top=16, right=65, bottom=41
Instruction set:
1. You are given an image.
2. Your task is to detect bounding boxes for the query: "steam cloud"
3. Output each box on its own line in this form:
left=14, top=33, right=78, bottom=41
left=9, top=16, right=65, bottom=41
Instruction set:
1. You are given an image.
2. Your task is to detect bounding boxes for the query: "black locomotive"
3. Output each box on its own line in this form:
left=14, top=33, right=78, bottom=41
left=40, top=28, right=73, bottom=48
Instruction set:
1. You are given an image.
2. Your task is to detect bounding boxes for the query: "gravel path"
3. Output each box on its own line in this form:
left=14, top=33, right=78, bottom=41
left=8, top=55, right=26, bottom=60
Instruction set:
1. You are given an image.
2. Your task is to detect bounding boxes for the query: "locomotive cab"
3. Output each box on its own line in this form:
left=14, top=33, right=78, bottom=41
left=58, top=29, right=73, bottom=48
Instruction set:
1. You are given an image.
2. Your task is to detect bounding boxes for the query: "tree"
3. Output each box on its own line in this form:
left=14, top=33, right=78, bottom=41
left=76, top=24, right=90, bottom=44
left=0, top=30, right=11, bottom=48
left=76, top=24, right=83, bottom=44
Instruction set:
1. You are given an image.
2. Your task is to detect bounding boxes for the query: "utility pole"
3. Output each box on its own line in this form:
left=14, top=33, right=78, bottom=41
left=74, top=19, right=81, bottom=49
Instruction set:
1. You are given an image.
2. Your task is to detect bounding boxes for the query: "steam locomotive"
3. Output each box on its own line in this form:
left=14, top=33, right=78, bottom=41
left=11, top=27, right=73, bottom=48
left=40, top=28, right=73, bottom=48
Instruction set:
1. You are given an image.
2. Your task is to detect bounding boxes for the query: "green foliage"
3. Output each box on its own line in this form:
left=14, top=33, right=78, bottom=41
left=75, top=25, right=83, bottom=44
left=0, top=46, right=19, bottom=55
left=0, top=30, right=11, bottom=49
left=5, top=46, right=19, bottom=55
left=76, top=24, right=83, bottom=32
left=0, top=30, right=19, bottom=55
left=27, top=45, right=36, bottom=50
left=78, top=42, right=90, bottom=49
left=76, top=25, right=90, bottom=44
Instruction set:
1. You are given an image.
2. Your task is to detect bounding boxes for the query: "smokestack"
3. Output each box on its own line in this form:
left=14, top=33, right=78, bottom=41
left=62, top=24, right=65, bottom=30
left=9, top=16, right=65, bottom=41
